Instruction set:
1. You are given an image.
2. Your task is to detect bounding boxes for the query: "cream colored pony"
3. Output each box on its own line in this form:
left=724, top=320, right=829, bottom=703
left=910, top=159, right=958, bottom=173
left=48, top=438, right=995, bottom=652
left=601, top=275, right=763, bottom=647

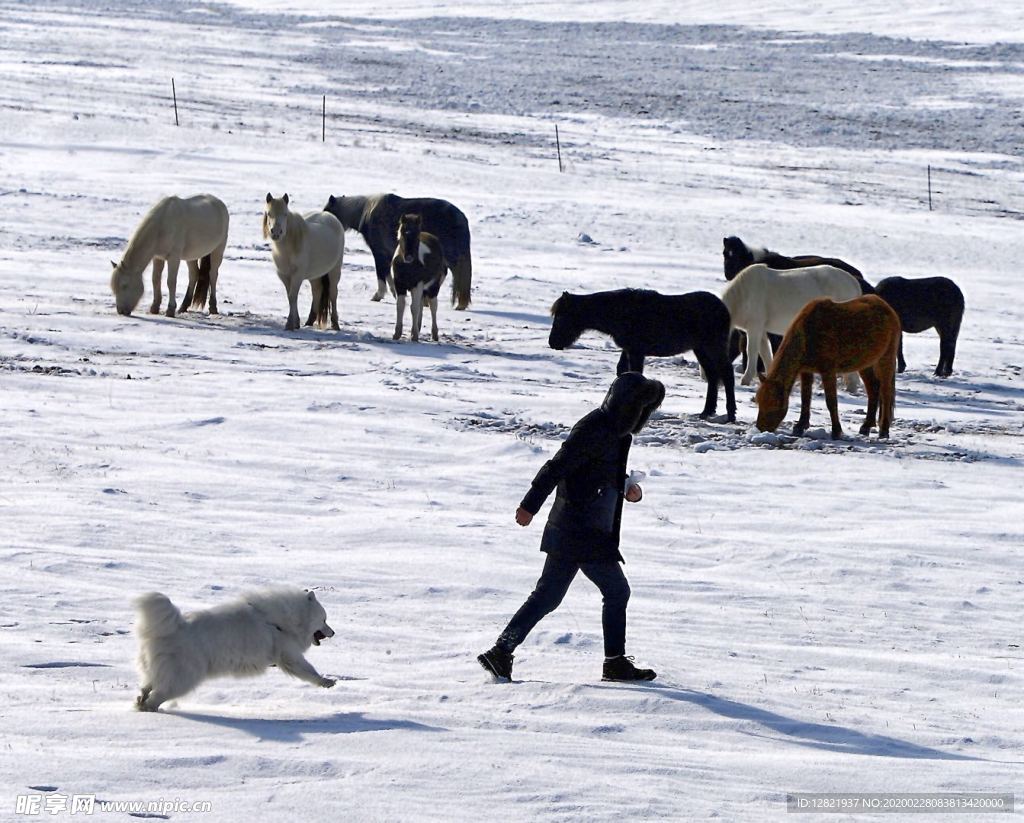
left=263, top=194, right=345, bottom=331
left=721, top=263, right=863, bottom=386
left=110, top=194, right=229, bottom=317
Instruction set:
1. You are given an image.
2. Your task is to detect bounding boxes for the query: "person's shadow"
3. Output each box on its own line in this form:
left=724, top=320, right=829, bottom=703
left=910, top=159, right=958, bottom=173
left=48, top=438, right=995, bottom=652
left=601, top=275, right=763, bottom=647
left=170, top=710, right=445, bottom=743
left=613, top=683, right=980, bottom=761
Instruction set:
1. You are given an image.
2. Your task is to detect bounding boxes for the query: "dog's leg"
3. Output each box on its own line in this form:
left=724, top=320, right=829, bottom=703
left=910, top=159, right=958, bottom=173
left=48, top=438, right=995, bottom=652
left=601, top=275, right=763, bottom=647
left=135, top=685, right=153, bottom=711
left=279, top=652, right=335, bottom=688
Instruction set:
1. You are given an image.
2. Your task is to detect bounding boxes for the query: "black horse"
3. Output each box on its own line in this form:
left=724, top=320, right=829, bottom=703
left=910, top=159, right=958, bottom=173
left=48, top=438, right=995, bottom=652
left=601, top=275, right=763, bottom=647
left=323, top=193, right=472, bottom=309
left=549, top=289, right=736, bottom=422
left=722, top=235, right=872, bottom=292
left=874, top=276, right=965, bottom=376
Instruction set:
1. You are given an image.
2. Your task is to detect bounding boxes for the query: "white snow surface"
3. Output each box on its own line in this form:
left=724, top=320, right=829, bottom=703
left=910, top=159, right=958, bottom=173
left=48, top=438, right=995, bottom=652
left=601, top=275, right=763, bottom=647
left=1, top=1, right=1023, bottom=820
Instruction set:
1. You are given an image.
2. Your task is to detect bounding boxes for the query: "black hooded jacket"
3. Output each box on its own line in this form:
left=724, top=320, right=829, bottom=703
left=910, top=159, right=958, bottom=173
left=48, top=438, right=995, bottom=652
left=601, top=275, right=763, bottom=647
left=519, top=373, right=666, bottom=563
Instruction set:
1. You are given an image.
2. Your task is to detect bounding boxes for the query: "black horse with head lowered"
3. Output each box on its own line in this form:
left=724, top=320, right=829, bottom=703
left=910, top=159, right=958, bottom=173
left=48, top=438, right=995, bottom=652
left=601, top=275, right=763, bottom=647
left=722, top=235, right=872, bottom=292
left=549, top=289, right=736, bottom=422
left=874, top=276, right=965, bottom=376
left=324, top=193, right=472, bottom=309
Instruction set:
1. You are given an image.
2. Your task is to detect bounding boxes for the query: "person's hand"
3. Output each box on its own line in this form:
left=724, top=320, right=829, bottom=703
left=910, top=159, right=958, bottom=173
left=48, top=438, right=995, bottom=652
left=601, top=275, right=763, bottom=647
left=625, top=484, right=643, bottom=503
left=515, top=507, right=533, bottom=527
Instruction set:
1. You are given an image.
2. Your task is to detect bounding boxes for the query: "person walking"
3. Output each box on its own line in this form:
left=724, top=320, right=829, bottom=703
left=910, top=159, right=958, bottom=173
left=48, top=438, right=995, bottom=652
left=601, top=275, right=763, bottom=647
left=478, top=372, right=665, bottom=682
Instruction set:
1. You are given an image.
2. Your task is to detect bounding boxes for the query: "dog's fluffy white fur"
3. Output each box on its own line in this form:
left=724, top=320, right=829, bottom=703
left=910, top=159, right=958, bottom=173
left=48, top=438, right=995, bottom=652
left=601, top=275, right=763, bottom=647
left=134, top=587, right=335, bottom=711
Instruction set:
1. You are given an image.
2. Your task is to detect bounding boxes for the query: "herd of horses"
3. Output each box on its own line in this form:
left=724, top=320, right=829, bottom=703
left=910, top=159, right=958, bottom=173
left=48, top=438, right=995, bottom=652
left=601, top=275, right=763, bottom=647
left=107, top=194, right=966, bottom=441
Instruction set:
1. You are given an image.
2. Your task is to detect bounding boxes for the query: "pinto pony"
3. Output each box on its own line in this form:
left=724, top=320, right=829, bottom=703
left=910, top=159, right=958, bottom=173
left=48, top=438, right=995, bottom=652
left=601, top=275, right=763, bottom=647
left=549, top=289, right=736, bottom=422
left=755, top=295, right=900, bottom=440
left=263, top=194, right=345, bottom=331
left=391, top=214, right=448, bottom=342
left=110, top=194, right=229, bottom=317
left=874, top=276, right=964, bottom=376
left=721, top=263, right=863, bottom=386
left=323, top=193, right=472, bottom=309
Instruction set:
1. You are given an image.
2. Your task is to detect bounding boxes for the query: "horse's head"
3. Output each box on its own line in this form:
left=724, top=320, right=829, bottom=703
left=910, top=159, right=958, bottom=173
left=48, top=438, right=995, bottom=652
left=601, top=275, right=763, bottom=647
left=754, top=375, right=788, bottom=432
left=397, top=213, right=422, bottom=264
left=548, top=291, right=583, bottom=350
left=263, top=193, right=290, bottom=242
left=110, top=260, right=144, bottom=316
left=722, top=236, right=753, bottom=281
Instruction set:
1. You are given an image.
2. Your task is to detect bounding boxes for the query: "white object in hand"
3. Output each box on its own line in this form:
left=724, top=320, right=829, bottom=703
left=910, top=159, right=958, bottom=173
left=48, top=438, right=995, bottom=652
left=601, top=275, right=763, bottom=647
left=625, top=470, right=646, bottom=493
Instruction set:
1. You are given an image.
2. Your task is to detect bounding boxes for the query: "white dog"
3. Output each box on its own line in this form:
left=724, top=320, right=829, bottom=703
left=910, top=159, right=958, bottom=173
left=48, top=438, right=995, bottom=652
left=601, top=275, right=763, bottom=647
left=134, top=588, right=336, bottom=711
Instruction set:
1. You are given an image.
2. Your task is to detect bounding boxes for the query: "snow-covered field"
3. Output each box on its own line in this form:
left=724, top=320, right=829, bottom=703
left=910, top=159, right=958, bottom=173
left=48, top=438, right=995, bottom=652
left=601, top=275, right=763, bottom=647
left=1, top=1, right=1022, bottom=820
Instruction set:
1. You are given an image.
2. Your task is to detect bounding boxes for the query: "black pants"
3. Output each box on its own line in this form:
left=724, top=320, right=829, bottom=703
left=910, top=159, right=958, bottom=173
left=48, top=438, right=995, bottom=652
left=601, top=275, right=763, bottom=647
left=497, top=553, right=631, bottom=657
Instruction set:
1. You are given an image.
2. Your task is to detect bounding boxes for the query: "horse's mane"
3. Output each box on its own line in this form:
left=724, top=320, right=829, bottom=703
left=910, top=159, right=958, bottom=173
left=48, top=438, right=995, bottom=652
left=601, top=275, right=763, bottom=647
left=120, top=198, right=166, bottom=273
left=363, top=194, right=392, bottom=231
left=284, top=210, right=309, bottom=254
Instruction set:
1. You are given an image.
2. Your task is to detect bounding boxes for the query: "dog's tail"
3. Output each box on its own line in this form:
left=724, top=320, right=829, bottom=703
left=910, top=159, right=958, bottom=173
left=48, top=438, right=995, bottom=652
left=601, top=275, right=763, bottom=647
left=134, top=592, right=185, bottom=640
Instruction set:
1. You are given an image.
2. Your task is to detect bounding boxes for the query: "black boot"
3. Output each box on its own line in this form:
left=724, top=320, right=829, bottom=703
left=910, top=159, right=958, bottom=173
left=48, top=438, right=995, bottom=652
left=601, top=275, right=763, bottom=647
left=602, top=655, right=656, bottom=682
left=477, top=646, right=514, bottom=680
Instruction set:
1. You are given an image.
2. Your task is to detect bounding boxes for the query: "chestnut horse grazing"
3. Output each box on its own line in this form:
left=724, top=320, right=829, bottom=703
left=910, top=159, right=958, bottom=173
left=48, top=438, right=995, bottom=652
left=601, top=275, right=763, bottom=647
left=755, top=295, right=900, bottom=440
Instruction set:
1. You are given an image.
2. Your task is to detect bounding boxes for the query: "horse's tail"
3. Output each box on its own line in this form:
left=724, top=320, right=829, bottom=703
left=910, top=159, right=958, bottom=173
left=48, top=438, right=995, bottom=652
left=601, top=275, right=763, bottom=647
left=314, top=273, right=331, bottom=327
left=190, top=255, right=212, bottom=310
left=450, top=251, right=472, bottom=310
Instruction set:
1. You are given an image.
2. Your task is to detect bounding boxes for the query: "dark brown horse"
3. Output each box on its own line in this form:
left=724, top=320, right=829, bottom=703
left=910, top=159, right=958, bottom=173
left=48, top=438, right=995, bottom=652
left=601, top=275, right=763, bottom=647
left=755, top=295, right=900, bottom=440
left=391, top=214, right=448, bottom=342
left=874, top=276, right=964, bottom=376
left=324, top=193, right=472, bottom=309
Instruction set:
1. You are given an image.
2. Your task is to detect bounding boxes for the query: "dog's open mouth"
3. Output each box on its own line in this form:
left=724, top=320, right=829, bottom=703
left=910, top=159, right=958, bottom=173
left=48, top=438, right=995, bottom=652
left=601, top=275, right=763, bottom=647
left=313, top=630, right=327, bottom=646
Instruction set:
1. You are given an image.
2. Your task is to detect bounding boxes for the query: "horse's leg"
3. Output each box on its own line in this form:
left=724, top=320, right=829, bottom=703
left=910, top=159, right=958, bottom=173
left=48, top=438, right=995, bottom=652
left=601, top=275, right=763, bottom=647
left=179, top=259, right=199, bottom=313
left=878, top=360, right=896, bottom=438
left=164, top=257, right=181, bottom=317
left=821, top=372, right=842, bottom=439
left=208, top=245, right=225, bottom=315
left=694, top=349, right=718, bottom=419
left=393, top=292, right=406, bottom=340
left=757, top=334, right=774, bottom=377
left=794, top=372, right=813, bottom=436
left=285, top=277, right=302, bottom=331
left=859, top=367, right=880, bottom=436
left=149, top=258, right=165, bottom=315
left=410, top=284, right=425, bottom=342
left=740, top=326, right=762, bottom=386
left=329, top=267, right=341, bottom=331
left=936, top=316, right=961, bottom=377
left=372, top=249, right=392, bottom=301
left=306, top=278, right=323, bottom=327
left=896, top=331, right=907, bottom=373
left=429, top=296, right=439, bottom=341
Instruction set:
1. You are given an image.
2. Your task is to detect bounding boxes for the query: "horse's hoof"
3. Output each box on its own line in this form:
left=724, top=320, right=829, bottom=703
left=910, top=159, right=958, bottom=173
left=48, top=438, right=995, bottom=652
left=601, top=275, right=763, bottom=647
left=392, top=333, right=401, bottom=341
left=165, top=308, right=176, bottom=318
left=831, top=431, right=843, bottom=440
left=371, top=295, right=383, bottom=302
left=149, top=306, right=160, bottom=315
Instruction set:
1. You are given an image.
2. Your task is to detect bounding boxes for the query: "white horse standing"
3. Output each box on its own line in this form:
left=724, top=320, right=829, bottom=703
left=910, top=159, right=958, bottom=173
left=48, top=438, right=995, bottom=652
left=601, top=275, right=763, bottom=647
left=110, top=194, right=229, bottom=317
left=263, top=194, right=345, bottom=331
left=721, top=263, right=863, bottom=386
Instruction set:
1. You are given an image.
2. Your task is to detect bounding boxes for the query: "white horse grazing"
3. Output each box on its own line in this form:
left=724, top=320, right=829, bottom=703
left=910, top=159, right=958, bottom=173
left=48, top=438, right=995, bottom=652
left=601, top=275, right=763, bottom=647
left=263, top=194, right=345, bottom=331
left=110, top=195, right=229, bottom=317
left=721, top=263, right=862, bottom=386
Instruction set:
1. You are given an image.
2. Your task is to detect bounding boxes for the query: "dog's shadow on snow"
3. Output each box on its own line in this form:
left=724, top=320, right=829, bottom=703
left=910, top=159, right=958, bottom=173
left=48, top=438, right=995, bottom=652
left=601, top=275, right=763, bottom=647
left=169, top=710, right=445, bottom=743
left=620, top=684, right=980, bottom=761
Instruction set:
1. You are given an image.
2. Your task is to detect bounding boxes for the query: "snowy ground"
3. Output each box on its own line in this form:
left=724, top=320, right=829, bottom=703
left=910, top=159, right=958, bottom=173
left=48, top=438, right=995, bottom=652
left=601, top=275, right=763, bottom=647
left=1, top=1, right=1022, bottom=820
